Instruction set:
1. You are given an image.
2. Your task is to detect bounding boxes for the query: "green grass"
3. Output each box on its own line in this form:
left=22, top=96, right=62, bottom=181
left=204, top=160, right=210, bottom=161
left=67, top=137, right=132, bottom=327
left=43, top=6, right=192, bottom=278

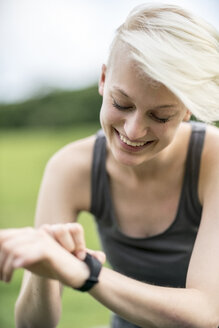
left=0, top=124, right=111, bottom=328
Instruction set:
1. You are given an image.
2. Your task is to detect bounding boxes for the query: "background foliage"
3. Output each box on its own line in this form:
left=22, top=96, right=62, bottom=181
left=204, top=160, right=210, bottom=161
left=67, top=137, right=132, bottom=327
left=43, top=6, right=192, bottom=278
left=0, top=85, right=101, bottom=128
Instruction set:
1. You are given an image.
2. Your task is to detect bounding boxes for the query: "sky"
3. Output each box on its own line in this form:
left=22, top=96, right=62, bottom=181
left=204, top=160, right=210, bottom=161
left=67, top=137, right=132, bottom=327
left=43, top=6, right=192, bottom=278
left=0, top=0, right=218, bottom=104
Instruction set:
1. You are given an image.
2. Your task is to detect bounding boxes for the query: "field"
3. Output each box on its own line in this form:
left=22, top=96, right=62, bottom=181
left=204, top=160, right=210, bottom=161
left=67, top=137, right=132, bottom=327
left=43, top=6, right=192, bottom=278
left=0, top=124, right=110, bottom=328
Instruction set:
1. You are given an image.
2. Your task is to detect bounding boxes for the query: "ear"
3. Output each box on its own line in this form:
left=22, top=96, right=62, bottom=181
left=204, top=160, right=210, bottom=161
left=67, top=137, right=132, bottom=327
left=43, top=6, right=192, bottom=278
left=98, top=64, right=107, bottom=96
left=183, top=109, right=191, bottom=122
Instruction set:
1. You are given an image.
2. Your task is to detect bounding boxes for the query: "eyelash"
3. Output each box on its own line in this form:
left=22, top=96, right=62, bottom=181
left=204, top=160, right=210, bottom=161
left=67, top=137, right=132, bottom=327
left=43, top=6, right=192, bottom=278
left=151, top=115, right=169, bottom=124
left=112, top=99, right=132, bottom=111
left=112, top=99, right=170, bottom=123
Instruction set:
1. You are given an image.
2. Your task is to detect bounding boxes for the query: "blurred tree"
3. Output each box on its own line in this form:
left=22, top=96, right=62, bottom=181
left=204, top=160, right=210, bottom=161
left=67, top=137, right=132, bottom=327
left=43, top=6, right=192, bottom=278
left=0, top=85, right=102, bottom=128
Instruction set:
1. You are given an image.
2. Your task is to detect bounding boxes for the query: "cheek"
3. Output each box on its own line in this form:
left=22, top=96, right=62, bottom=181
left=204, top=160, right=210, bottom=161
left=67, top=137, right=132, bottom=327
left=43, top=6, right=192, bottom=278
left=150, top=123, right=167, bottom=138
left=161, top=122, right=182, bottom=146
left=99, top=105, right=112, bottom=132
left=99, top=104, right=110, bottom=126
left=152, top=123, right=178, bottom=145
left=100, top=102, right=123, bottom=126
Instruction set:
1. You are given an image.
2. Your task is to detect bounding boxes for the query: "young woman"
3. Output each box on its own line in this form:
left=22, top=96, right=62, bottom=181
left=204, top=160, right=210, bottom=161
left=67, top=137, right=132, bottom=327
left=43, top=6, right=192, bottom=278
left=1, top=3, right=219, bottom=328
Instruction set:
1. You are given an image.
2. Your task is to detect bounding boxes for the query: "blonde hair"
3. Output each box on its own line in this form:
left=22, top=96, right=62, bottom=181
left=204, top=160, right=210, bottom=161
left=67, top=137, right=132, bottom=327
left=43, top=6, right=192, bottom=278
left=108, top=3, right=219, bottom=123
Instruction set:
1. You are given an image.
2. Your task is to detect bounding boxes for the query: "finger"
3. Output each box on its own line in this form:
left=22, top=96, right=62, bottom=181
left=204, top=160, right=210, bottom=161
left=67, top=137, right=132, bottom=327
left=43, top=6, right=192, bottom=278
left=67, top=223, right=86, bottom=260
left=39, top=224, right=54, bottom=237
left=86, top=249, right=106, bottom=264
left=0, top=234, right=41, bottom=278
left=0, top=227, right=34, bottom=243
left=0, top=228, right=20, bottom=238
left=0, top=232, right=40, bottom=262
left=2, top=253, right=15, bottom=283
left=0, top=250, right=7, bottom=280
left=0, top=235, right=26, bottom=280
left=12, top=242, right=46, bottom=269
left=1, top=232, right=38, bottom=249
left=49, top=224, right=76, bottom=253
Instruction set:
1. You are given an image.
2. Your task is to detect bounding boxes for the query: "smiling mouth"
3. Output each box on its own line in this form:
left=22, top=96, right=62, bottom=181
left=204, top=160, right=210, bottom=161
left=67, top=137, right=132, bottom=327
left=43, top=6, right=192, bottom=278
left=115, top=129, right=154, bottom=148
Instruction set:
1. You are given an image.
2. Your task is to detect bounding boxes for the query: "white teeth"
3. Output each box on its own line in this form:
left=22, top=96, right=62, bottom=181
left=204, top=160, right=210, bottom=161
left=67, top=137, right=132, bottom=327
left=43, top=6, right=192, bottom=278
left=119, top=134, right=146, bottom=147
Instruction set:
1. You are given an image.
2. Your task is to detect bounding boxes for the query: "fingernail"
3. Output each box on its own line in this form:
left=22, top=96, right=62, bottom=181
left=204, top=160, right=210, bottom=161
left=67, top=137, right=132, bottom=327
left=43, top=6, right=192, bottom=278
left=13, top=259, right=23, bottom=268
left=77, top=251, right=86, bottom=260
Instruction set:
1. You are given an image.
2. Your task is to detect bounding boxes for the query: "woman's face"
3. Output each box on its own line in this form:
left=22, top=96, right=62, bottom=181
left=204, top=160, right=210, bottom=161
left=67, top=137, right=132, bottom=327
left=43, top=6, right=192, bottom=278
left=99, top=48, right=190, bottom=167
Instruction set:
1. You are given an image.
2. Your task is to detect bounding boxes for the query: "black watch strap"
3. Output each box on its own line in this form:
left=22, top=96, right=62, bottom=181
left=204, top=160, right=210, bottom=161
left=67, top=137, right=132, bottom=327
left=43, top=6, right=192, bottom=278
left=75, top=253, right=102, bottom=292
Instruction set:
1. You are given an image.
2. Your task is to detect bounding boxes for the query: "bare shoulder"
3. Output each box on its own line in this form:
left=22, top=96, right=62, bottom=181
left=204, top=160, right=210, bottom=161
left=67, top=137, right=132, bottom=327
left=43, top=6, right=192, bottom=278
left=43, top=134, right=96, bottom=212
left=203, top=123, right=219, bottom=156
left=47, top=135, right=96, bottom=174
left=199, top=123, right=219, bottom=202
left=201, top=124, right=219, bottom=170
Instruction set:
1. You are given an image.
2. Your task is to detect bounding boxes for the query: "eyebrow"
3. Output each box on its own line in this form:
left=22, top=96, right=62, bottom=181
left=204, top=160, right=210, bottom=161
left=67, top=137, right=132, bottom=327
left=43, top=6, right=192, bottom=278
left=112, top=87, right=129, bottom=98
left=152, top=104, right=177, bottom=111
left=112, top=86, right=177, bottom=110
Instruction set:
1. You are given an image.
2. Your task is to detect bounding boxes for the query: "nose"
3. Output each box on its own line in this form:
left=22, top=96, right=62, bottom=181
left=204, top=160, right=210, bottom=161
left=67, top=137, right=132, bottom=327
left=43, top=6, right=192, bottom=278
left=124, top=111, right=148, bottom=141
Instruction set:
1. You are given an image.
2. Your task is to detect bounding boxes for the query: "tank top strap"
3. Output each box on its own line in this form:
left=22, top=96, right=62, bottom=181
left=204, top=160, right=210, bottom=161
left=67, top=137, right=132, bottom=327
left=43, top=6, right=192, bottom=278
left=90, top=130, right=109, bottom=219
left=182, top=121, right=206, bottom=223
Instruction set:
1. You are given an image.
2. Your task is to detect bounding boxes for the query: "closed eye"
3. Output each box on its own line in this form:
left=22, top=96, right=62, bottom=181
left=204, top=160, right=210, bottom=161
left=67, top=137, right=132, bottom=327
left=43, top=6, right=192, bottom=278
left=112, top=99, right=133, bottom=111
left=149, top=113, right=170, bottom=123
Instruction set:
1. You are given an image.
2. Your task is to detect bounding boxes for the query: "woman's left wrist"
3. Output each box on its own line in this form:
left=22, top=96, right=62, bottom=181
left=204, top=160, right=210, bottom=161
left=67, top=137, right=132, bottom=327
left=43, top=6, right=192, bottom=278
left=70, top=257, right=90, bottom=289
left=74, top=253, right=102, bottom=292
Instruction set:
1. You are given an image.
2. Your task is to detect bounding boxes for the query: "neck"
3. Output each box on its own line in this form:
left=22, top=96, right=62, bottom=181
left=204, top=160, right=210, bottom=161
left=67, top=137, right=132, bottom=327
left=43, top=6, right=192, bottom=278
left=125, top=147, right=174, bottom=180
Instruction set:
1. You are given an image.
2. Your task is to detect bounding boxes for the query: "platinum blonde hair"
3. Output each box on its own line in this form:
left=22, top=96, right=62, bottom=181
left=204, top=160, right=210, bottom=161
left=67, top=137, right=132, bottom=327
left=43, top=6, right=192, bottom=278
left=108, top=3, right=219, bottom=123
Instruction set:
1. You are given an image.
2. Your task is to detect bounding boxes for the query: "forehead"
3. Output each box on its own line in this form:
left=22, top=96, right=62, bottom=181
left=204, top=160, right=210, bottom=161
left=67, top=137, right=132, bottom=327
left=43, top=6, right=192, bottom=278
left=107, top=60, right=178, bottom=106
left=106, top=42, right=181, bottom=104
left=108, top=42, right=160, bottom=88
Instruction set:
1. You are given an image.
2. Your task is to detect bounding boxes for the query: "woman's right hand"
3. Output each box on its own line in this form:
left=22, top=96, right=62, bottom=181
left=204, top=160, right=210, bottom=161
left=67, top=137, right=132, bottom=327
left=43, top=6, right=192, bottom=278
left=40, top=223, right=87, bottom=260
left=40, top=223, right=106, bottom=263
left=0, top=223, right=105, bottom=285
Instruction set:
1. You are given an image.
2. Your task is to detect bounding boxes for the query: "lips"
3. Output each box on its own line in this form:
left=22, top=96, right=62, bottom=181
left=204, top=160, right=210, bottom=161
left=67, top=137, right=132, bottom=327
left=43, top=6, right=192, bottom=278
left=119, top=134, right=147, bottom=147
left=115, top=129, right=154, bottom=150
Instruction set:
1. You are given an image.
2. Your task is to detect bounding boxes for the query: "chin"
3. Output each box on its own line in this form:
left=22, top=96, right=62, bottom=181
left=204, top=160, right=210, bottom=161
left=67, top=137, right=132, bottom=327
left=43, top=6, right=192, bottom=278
left=111, top=148, right=148, bottom=167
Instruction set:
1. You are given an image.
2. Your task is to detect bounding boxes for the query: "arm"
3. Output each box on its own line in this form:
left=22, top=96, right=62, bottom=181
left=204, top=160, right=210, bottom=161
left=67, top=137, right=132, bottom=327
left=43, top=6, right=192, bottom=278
left=14, top=225, right=87, bottom=328
left=14, top=137, right=94, bottom=328
left=15, top=272, right=61, bottom=328
left=90, top=269, right=217, bottom=328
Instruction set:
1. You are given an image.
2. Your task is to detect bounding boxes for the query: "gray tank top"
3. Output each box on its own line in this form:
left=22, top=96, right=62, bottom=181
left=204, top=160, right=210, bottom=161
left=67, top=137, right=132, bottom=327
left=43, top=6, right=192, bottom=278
left=90, top=121, right=206, bottom=328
